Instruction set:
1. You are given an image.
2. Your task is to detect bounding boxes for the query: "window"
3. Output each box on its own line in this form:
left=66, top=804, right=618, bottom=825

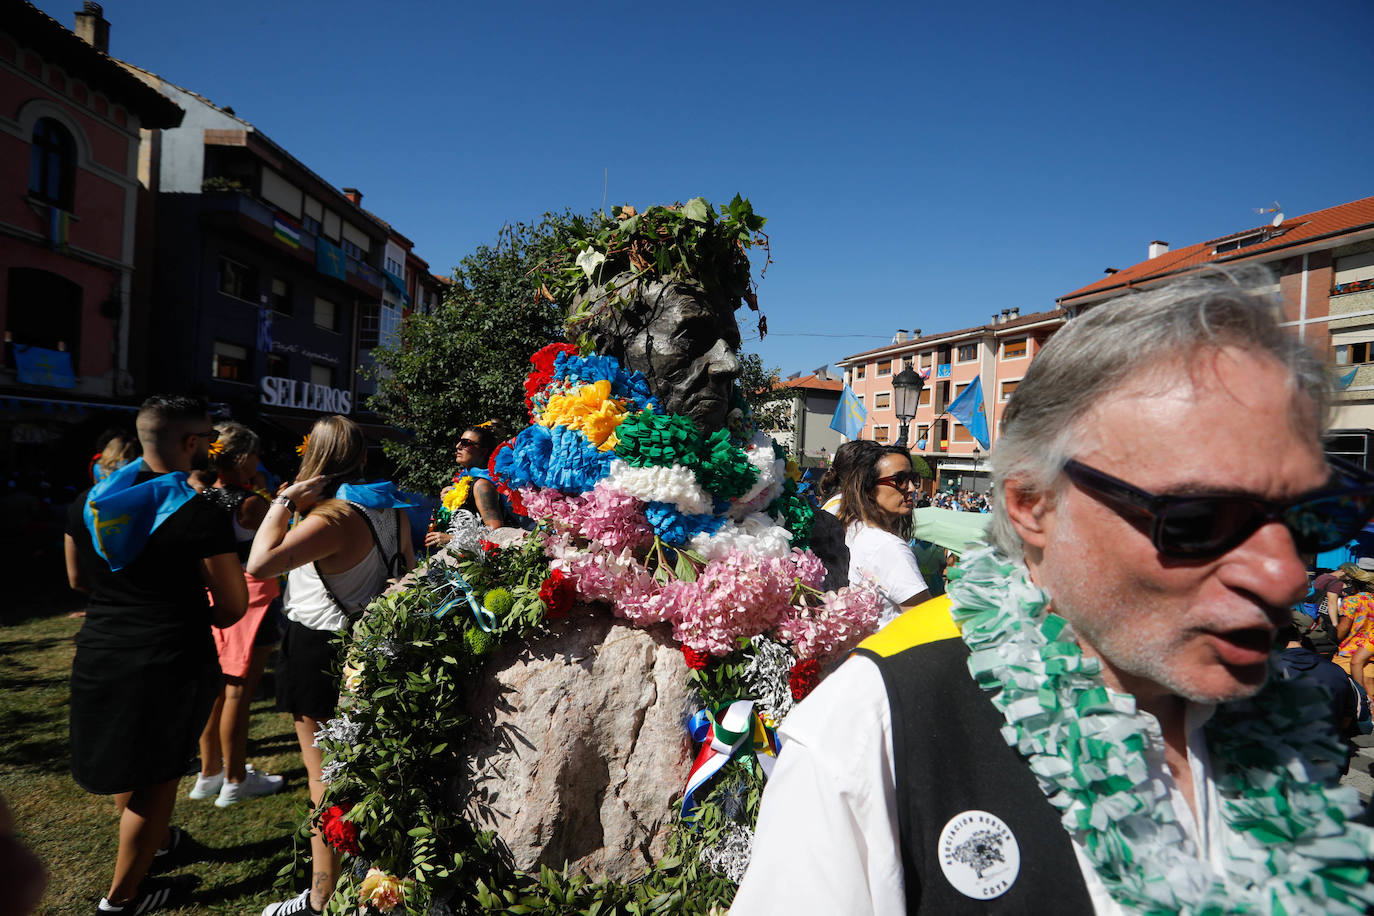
left=385, top=256, right=404, bottom=276
left=1001, top=379, right=1020, bottom=400
left=29, top=118, right=75, bottom=210
left=310, top=362, right=335, bottom=388
left=874, top=392, right=891, bottom=409
left=1003, top=338, right=1027, bottom=359
left=360, top=303, right=380, bottom=349
left=873, top=425, right=890, bottom=443
left=957, top=343, right=978, bottom=362
left=856, top=393, right=865, bottom=402
left=916, top=425, right=929, bottom=446
left=952, top=424, right=974, bottom=443
left=876, top=361, right=891, bottom=377
left=5, top=267, right=81, bottom=369
left=302, top=214, right=321, bottom=235
left=270, top=277, right=292, bottom=314
left=212, top=340, right=249, bottom=382
left=919, top=352, right=932, bottom=368
left=855, top=365, right=866, bottom=380
left=314, top=296, right=337, bottom=331
left=379, top=303, right=402, bottom=349
left=955, top=382, right=970, bottom=397
left=267, top=353, right=288, bottom=378
left=341, top=238, right=367, bottom=261
left=919, top=387, right=931, bottom=406
left=1334, top=342, right=1374, bottom=366
left=218, top=257, right=258, bottom=303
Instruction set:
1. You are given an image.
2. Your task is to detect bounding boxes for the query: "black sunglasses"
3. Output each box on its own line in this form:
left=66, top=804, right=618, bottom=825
left=1061, top=458, right=1374, bottom=561
left=191, top=429, right=220, bottom=442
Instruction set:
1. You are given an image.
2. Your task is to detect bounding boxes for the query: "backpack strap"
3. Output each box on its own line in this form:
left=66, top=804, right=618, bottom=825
left=314, top=503, right=403, bottom=619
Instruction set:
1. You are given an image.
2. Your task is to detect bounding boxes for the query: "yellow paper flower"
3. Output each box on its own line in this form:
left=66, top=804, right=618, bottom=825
left=359, top=868, right=407, bottom=911
left=785, top=457, right=802, bottom=482
left=296, top=434, right=310, bottom=457
left=444, top=476, right=473, bottom=512
left=207, top=438, right=226, bottom=460
left=539, top=380, right=627, bottom=450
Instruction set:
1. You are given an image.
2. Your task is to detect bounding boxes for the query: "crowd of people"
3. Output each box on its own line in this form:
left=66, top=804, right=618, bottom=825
left=22, top=268, right=1374, bottom=915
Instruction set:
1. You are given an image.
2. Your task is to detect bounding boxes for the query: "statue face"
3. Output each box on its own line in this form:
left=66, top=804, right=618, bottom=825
left=618, top=281, right=743, bottom=431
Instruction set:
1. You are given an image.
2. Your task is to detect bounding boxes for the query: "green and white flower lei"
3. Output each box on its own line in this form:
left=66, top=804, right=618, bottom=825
left=946, top=545, right=1374, bottom=915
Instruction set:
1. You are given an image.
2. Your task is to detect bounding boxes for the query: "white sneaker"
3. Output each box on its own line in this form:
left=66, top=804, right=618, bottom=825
left=261, top=889, right=317, bottom=916
left=187, top=771, right=224, bottom=800
left=214, top=767, right=285, bottom=807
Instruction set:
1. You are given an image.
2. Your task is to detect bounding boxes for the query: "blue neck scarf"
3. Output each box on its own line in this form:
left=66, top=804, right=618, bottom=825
left=335, top=480, right=417, bottom=509
left=82, top=460, right=196, bottom=571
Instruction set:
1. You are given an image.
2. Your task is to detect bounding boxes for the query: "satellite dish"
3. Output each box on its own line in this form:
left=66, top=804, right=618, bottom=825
left=1271, top=212, right=1285, bottom=228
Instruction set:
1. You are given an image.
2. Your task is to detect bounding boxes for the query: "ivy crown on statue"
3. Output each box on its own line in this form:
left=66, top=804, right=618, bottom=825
left=577, top=271, right=743, bottom=433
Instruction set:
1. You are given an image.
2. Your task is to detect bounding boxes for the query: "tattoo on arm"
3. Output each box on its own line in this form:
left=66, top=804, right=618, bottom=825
left=475, top=481, right=503, bottom=528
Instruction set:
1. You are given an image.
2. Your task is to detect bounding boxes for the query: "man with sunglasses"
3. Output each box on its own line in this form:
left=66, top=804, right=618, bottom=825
left=64, top=395, right=246, bottom=914
left=734, top=270, right=1374, bottom=914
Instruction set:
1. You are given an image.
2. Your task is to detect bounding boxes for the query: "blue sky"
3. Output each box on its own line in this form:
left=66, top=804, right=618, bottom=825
left=38, top=0, right=1374, bottom=376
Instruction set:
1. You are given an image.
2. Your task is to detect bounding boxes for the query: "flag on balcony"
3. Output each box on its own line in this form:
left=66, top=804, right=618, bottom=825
left=830, top=385, right=867, bottom=440
left=48, top=206, right=70, bottom=250
left=14, top=345, right=75, bottom=388
left=316, top=237, right=347, bottom=281
left=946, top=375, right=990, bottom=449
left=273, top=213, right=302, bottom=249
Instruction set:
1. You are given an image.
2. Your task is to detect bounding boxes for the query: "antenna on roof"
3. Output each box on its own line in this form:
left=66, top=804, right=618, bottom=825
left=1271, top=211, right=1285, bottom=228
left=1253, top=201, right=1282, bottom=222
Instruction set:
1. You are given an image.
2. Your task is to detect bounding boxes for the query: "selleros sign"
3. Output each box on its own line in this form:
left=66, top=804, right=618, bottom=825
left=259, top=376, right=353, bottom=414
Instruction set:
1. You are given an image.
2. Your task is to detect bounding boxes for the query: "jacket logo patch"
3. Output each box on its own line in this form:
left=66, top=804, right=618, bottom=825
left=938, top=810, right=1020, bottom=900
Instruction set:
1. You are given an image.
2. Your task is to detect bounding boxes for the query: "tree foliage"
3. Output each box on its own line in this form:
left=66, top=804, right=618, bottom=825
left=365, top=214, right=578, bottom=492
left=738, top=352, right=793, bottom=444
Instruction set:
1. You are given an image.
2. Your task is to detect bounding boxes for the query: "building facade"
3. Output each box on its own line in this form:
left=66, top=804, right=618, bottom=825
left=772, top=372, right=843, bottom=466
left=836, top=309, right=1065, bottom=491
left=1058, top=195, right=1374, bottom=429
left=0, top=1, right=182, bottom=477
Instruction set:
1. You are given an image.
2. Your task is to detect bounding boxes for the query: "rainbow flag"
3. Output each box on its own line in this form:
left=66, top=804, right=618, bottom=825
left=48, top=206, right=70, bottom=250
left=273, top=213, right=301, bottom=249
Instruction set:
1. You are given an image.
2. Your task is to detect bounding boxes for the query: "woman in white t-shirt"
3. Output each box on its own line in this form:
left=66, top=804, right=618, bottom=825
left=836, top=442, right=931, bottom=628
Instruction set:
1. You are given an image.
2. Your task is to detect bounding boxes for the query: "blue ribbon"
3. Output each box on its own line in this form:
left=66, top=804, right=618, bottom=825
left=431, top=564, right=495, bottom=632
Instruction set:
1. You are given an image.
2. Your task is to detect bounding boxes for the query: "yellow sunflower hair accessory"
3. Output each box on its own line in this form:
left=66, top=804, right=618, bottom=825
left=296, top=434, right=310, bottom=457
left=208, top=438, right=226, bottom=460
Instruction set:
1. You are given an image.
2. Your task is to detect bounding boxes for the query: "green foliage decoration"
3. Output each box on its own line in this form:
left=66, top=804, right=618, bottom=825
left=307, top=539, right=778, bottom=915
left=554, top=197, right=769, bottom=340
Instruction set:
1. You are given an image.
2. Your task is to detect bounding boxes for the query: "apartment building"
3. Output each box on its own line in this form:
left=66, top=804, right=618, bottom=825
left=836, top=309, right=1065, bottom=491
left=0, top=2, right=182, bottom=474
left=1058, top=195, right=1374, bottom=429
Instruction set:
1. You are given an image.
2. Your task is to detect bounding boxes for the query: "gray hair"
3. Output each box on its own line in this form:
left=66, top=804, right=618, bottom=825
left=987, top=266, right=1330, bottom=556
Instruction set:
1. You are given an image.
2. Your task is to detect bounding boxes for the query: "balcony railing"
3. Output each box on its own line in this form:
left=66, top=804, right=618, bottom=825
left=1333, top=278, right=1374, bottom=296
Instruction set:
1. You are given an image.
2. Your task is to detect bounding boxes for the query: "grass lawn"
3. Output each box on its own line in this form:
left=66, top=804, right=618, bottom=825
left=1, top=604, right=316, bottom=915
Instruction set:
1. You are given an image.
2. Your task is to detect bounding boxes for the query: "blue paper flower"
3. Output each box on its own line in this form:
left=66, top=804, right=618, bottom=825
left=644, top=501, right=725, bottom=546
left=497, top=425, right=554, bottom=490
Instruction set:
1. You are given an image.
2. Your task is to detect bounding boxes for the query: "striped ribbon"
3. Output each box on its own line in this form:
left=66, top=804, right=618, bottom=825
left=681, top=700, right=781, bottom=818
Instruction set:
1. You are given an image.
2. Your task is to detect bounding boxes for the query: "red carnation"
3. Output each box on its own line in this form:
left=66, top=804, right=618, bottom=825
left=320, top=802, right=360, bottom=854
left=788, top=658, right=821, bottom=703
left=478, top=539, right=499, bottom=556
left=539, top=569, right=575, bottom=619
left=681, top=645, right=710, bottom=670
left=488, top=443, right=526, bottom=517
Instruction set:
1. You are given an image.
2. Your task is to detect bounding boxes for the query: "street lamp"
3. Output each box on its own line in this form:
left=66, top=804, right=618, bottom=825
left=892, top=359, right=924, bottom=448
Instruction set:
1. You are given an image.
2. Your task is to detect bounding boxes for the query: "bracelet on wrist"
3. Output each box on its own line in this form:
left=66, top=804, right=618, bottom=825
left=273, top=495, right=297, bottom=514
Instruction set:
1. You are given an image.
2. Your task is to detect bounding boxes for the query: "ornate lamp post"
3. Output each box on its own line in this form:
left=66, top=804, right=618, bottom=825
left=892, top=359, right=924, bottom=448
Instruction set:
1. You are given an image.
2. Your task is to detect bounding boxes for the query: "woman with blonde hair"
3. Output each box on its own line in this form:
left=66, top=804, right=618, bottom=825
left=248, top=415, right=414, bottom=916
left=189, top=421, right=285, bottom=807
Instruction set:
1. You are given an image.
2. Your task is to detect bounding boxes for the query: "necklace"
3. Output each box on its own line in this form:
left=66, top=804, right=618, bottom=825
left=945, top=546, right=1374, bottom=915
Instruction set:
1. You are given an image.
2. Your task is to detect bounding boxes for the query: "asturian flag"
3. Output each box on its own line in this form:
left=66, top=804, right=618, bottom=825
left=946, top=375, right=991, bottom=450
left=830, top=385, right=867, bottom=440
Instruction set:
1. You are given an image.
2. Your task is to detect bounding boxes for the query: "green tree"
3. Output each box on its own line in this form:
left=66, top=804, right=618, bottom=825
left=365, top=213, right=577, bottom=493
left=738, top=352, right=794, bottom=444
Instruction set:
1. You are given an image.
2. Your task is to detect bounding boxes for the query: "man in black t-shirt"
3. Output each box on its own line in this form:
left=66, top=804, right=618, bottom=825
left=64, top=395, right=246, bottom=915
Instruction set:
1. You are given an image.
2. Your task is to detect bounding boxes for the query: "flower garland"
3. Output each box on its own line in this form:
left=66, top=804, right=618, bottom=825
left=945, top=546, right=1374, bottom=915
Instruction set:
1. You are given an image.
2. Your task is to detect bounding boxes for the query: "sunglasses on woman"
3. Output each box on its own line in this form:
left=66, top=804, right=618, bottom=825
left=1061, top=457, right=1374, bottom=561
left=876, top=471, right=920, bottom=490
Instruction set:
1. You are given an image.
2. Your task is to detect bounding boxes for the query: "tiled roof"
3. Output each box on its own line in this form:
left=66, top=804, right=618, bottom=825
left=1058, top=195, right=1374, bottom=304
left=782, top=374, right=843, bottom=392
left=13, top=2, right=183, bottom=127
left=837, top=308, right=1066, bottom=364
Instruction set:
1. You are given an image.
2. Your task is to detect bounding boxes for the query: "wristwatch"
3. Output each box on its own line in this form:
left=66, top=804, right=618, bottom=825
left=273, top=495, right=297, bottom=513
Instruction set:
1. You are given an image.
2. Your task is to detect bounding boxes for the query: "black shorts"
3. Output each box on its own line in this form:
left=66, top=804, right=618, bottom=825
left=274, top=619, right=341, bottom=722
left=254, top=597, right=284, bottom=647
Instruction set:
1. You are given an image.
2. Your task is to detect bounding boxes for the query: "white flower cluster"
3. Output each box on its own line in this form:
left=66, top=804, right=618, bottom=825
left=605, top=460, right=713, bottom=515
left=690, top=512, right=792, bottom=561
left=699, top=821, right=754, bottom=883
left=313, top=713, right=363, bottom=748
left=741, top=636, right=795, bottom=722
left=446, top=509, right=487, bottom=555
